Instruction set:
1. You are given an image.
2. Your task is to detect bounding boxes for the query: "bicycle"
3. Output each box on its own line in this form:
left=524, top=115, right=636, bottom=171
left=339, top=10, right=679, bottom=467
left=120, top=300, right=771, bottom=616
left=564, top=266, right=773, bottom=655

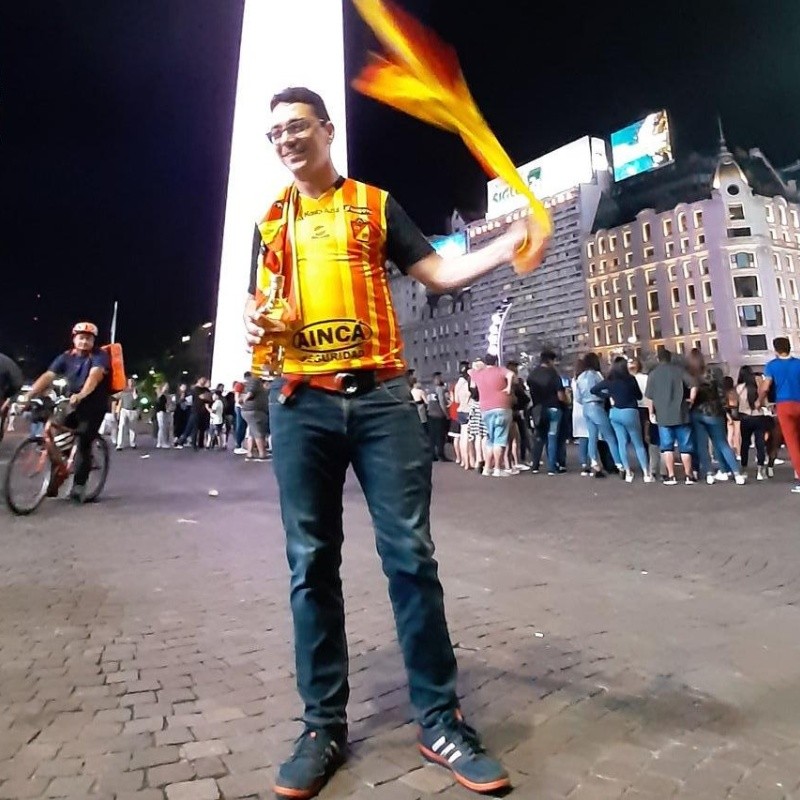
left=3, top=398, right=110, bottom=515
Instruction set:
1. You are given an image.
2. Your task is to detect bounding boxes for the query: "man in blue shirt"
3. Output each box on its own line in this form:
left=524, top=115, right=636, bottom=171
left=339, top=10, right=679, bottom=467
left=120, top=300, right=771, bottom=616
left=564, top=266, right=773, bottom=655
left=759, top=337, right=800, bottom=494
left=27, top=322, right=110, bottom=502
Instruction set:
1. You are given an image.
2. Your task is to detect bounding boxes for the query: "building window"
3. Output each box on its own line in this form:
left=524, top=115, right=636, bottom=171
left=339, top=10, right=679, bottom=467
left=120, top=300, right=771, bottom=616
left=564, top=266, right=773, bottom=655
left=601, top=280, right=609, bottom=296
left=796, top=308, right=800, bottom=328
left=612, top=257, right=620, bottom=268
left=681, top=238, right=690, bottom=254
left=779, top=205, right=788, bottom=226
left=625, top=252, right=634, bottom=267
left=609, top=235, right=617, bottom=250
left=706, top=309, right=716, bottom=331
left=690, top=311, right=699, bottom=332
left=663, top=219, right=673, bottom=237
left=676, top=341, right=685, bottom=355
left=590, top=284, right=598, bottom=298
left=687, top=284, right=696, bottom=304
left=781, top=306, right=790, bottom=328
left=699, top=258, right=709, bottom=276
left=603, top=301, right=612, bottom=320
left=728, top=204, right=745, bottom=221
left=674, top=314, right=685, bottom=335
left=774, top=253, right=781, bottom=271
left=600, top=259, right=608, bottom=273
left=790, top=279, right=799, bottom=300
left=627, top=274, right=635, bottom=291
left=592, top=303, right=600, bottom=322
left=770, top=228, right=777, bottom=240
left=703, top=280, right=713, bottom=301
left=642, top=222, right=651, bottom=242
left=777, top=277, right=786, bottom=298
left=693, top=339, right=702, bottom=352
left=630, top=295, right=638, bottom=314
left=733, top=275, right=760, bottom=298
left=623, top=230, right=632, bottom=247
left=648, top=290, right=660, bottom=311
left=730, top=252, right=755, bottom=269
left=678, top=212, right=688, bottom=232
left=646, top=269, right=656, bottom=286
left=594, top=327, right=602, bottom=346
left=728, top=227, right=752, bottom=238
left=605, top=325, right=612, bottom=345
left=617, top=322, right=625, bottom=343
left=631, top=320, right=640, bottom=340
left=694, top=210, right=704, bottom=228
left=682, top=262, right=692, bottom=279
left=737, top=304, right=764, bottom=327
left=644, top=246, right=655, bottom=260
left=650, top=317, right=662, bottom=338
left=612, top=278, right=620, bottom=294
left=787, top=256, right=795, bottom=273
left=709, top=337, right=719, bottom=356
left=615, top=298, right=623, bottom=317
left=742, top=334, right=768, bottom=352
left=667, top=264, right=676, bottom=281
left=589, top=263, right=596, bottom=276
left=766, top=205, right=775, bottom=222
left=672, top=287, right=681, bottom=306
left=666, top=242, right=676, bottom=258
left=697, top=234, right=706, bottom=246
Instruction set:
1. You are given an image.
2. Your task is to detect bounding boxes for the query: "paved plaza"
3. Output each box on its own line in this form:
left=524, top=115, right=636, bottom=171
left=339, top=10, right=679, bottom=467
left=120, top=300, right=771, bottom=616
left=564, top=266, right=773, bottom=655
left=1, top=432, right=800, bottom=800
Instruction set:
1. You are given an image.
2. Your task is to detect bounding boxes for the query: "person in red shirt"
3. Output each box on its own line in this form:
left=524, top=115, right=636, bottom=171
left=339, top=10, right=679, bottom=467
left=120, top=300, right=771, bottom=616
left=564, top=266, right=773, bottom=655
left=469, top=355, right=514, bottom=476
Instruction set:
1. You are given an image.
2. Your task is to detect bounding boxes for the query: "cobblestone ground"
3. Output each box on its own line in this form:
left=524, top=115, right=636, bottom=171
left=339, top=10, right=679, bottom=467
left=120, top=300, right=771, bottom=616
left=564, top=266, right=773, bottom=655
left=1, top=433, right=800, bottom=800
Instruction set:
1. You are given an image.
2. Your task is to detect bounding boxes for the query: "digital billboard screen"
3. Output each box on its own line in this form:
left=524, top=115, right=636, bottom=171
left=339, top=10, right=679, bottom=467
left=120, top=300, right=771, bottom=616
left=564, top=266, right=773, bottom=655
left=610, top=111, right=673, bottom=182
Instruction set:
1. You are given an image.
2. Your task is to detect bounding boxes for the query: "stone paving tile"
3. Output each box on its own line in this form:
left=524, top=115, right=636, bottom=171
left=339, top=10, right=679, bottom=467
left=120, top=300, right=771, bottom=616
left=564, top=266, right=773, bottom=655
left=3, top=446, right=800, bottom=798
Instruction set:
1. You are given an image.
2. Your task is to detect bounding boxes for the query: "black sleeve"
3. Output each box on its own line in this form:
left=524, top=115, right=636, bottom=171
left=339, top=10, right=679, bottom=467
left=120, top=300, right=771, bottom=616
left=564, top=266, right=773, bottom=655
left=248, top=225, right=261, bottom=296
left=385, top=195, right=434, bottom=274
left=590, top=379, right=609, bottom=397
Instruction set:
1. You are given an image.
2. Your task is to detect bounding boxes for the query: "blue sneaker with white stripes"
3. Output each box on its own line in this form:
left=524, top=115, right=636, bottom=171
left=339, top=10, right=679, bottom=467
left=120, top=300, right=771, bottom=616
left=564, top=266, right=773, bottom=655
left=418, top=710, right=510, bottom=794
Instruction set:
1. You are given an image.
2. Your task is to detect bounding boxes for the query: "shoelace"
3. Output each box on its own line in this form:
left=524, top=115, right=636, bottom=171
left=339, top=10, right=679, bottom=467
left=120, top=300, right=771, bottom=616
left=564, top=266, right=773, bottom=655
left=440, top=717, right=486, bottom=756
left=289, top=730, right=340, bottom=764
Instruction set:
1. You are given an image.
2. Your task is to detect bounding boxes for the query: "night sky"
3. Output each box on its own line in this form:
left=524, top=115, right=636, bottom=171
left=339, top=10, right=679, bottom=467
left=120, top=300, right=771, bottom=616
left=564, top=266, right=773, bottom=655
left=3, top=1, right=800, bottom=374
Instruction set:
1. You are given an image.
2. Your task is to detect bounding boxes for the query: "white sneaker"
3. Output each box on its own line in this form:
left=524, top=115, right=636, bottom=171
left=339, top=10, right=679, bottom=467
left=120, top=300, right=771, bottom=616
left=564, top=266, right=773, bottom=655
left=714, top=471, right=730, bottom=482
left=757, top=467, right=766, bottom=481
left=509, top=467, right=521, bottom=475
left=233, top=447, right=248, bottom=455
left=482, top=468, right=492, bottom=477
left=706, top=474, right=715, bottom=485
left=767, top=466, right=775, bottom=479
left=734, top=474, right=747, bottom=485
left=643, top=474, right=655, bottom=483
left=516, top=463, right=531, bottom=471
left=775, top=458, right=785, bottom=466
left=625, top=471, right=634, bottom=483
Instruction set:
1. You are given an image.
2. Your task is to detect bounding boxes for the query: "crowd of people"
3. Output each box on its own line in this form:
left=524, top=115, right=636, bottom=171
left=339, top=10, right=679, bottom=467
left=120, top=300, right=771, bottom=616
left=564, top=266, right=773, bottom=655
left=410, top=336, right=800, bottom=493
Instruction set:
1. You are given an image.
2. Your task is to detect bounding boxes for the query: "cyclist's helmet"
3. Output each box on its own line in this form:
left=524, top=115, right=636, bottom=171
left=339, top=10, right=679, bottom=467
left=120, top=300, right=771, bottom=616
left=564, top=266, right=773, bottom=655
left=72, top=321, right=99, bottom=337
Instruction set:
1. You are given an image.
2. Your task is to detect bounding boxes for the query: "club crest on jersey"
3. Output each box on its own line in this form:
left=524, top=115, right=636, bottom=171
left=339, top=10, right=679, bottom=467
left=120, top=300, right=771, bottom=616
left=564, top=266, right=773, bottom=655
left=350, top=218, right=371, bottom=242
left=292, top=319, right=374, bottom=353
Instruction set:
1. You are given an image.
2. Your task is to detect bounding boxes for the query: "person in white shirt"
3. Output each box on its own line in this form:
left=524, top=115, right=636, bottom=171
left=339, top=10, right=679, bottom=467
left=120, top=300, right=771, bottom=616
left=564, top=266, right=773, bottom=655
left=209, top=391, right=225, bottom=449
left=453, top=361, right=472, bottom=469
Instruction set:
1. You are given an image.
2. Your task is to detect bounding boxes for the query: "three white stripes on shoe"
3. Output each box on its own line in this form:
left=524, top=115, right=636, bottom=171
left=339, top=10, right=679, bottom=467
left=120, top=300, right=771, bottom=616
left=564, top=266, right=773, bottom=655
left=432, top=735, right=463, bottom=763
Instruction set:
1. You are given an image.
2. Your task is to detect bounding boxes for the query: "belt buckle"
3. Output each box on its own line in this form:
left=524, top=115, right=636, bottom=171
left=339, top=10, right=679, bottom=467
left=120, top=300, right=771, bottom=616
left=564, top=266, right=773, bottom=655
left=335, top=372, right=359, bottom=395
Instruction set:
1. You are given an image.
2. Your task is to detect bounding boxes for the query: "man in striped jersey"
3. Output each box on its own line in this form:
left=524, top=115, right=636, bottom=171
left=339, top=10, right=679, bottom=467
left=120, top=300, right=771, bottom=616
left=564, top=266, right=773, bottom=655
left=245, top=87, right=531, bottom=799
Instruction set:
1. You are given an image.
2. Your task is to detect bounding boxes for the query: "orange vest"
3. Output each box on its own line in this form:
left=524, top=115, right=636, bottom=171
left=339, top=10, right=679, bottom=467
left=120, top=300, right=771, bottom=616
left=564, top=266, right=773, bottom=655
left=255, top=179, right=405, bottom=375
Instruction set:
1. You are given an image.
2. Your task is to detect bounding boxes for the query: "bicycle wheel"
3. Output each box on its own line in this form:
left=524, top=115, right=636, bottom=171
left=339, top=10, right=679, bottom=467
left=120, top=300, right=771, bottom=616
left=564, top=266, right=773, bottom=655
left=3, top=437, right=52, bottom=515
left=83, top=435, right=110, bottom=502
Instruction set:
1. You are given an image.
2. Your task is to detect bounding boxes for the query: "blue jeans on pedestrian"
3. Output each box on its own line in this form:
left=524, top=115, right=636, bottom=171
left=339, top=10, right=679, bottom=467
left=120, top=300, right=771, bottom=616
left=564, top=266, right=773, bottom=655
left=269, top=376, right=458, bottom=730
left=609, top=407, right=650, bottom=474
left=691, top=412, right=739, bottom=477
left=234, top=406, right=247, bottom=448
left=531, top=407, right=562, bottom=472
left=577, top=437, right=589, bottom=469
left=583, top=402, right=621, bottom=468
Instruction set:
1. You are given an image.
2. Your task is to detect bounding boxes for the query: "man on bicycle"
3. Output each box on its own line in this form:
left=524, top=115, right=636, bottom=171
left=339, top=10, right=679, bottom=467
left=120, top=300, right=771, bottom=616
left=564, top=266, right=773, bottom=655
left=26, top=322, right=110, bottom=503
left=0, top=352, right=24, bottom=419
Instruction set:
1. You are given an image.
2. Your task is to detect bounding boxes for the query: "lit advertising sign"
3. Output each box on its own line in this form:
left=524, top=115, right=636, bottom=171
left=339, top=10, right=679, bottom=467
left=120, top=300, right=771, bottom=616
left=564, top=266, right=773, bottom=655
left=610, top=110, right=673, bottom=181
left=486, top=136, right=596, bottom=219
left=430, top=231, right=467, bottom=258
left=211, top=0, right=348, bottom=384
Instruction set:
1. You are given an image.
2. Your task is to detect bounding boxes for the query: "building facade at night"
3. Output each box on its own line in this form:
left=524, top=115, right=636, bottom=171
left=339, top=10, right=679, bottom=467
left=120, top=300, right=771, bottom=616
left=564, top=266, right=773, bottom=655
left=583, top=138, right=800, bottom=373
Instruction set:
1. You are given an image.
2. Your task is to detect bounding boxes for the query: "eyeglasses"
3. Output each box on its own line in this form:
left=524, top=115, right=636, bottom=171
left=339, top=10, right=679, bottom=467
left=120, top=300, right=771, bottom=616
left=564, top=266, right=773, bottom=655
left=266, top=117, right=327, bottom=145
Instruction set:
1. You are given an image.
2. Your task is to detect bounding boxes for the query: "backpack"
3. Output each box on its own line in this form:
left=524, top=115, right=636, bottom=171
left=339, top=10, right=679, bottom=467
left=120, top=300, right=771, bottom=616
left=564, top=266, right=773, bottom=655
left=101, top=343, right=126, bottom=394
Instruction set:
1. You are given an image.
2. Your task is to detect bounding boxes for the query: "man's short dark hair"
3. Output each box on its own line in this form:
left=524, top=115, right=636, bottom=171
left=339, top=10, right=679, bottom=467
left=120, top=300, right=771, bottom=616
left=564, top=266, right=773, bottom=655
left=657, top=348, right=672, bottom=363
left=506, top=360, right=519, bottom=370
left=774, top=336, right=791, bottom=355
left=270, top=87, right=330, bottom=121
left=540, top=350, right=557, bottom=364
left=484, top=354, right=499, bottom=366
left=244, top=371, right=252, bottom=379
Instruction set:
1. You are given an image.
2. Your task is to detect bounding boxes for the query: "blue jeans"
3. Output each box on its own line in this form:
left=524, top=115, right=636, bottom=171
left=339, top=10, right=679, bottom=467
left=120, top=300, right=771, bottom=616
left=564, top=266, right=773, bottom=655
left=269, top=376, right=457, bottom=730
left=531, top=407, right=563, bottom=472
left=691, top=412, right=739, bottom=476
left=234, top=406, right=247, bottom=448
left=609, top=407, right=649, bottom=473
left=583, top=402, right=621, bottom=467
left=577, top=437, right=589, bottom=469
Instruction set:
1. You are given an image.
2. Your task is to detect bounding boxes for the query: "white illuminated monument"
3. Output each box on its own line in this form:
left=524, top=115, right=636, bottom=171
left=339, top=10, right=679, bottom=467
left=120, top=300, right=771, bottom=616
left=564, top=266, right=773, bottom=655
left=211, top=0, right=349, bottom=383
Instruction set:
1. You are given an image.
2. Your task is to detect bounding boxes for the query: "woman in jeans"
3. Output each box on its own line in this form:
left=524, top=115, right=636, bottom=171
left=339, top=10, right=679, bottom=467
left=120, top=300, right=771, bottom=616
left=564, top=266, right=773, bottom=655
left=687, top=351, right=746, bottom=485
left=736, top=366, right=768, bottom=480
left=591, top=356, right=654, bottom=483
left=574, top=352, right=622, bottom=477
